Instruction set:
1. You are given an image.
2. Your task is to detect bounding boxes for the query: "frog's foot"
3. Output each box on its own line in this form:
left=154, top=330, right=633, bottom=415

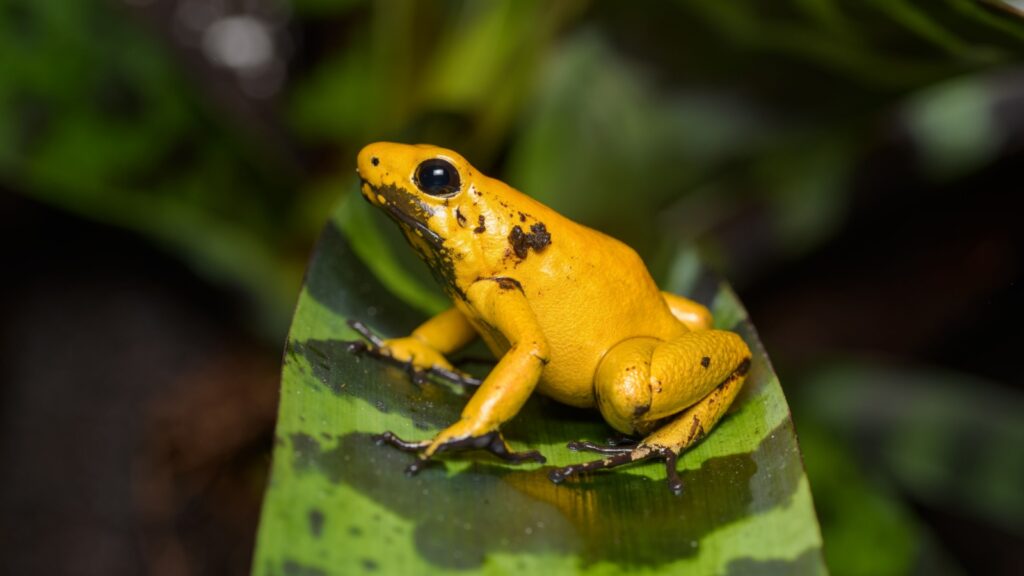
left=548, top=444, right=684, bottom=495
left=347, top=320, right=482, bottom=387
left=374, top=430, right=546, bottom=475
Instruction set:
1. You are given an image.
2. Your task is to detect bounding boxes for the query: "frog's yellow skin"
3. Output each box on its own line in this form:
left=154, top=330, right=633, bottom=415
left=355, top=142, right=751, bottom=492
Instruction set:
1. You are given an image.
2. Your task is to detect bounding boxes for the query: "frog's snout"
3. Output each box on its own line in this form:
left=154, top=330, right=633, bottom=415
left=356, top=145, right=384, bottom=204
left=356, top=143, right=388, bottom=183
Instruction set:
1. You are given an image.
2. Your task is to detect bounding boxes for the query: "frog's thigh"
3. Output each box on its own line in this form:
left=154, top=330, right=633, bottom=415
left=638, top=356, right=748, bottom=455
left=595, top=331, right=751, bottom=436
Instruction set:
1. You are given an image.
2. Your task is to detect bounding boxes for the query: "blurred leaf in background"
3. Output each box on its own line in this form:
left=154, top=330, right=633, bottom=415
left=0, top=0, right=311, bottom=335
left=5, top=0, right=1024, bottom=330
left=790, top=358, right=1024, bottom=575
left=802, top=361, right=1024, bottom=538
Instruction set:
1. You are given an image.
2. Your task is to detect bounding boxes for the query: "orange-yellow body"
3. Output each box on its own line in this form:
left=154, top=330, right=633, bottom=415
left=356, top=142, right=751, bottom=488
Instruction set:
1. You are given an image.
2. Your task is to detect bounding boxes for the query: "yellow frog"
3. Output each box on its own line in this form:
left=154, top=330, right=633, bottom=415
left=353, top=142, right=751, bottom=493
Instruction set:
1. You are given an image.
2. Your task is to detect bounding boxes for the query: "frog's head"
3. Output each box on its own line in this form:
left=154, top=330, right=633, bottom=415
left=356, top=142, right=494, bottom=293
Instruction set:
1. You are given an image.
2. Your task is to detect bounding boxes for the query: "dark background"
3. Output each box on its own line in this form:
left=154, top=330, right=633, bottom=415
left=1, top=1, right=1022, bottom=574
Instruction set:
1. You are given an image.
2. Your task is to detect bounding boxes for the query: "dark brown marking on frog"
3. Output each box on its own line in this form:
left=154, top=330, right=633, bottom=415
left=492, top=277, right=523, bottom=292
left=685, top=414, right=707, bottom=445
left=455, top=207, right=467, bottom=227
left=737, top=357, right=751, bottom=376
left=701, top=356, right=711, bottom=369
left=364, top=182, right=466, bottom=300
left=508, top=222, right=552, bottom=259
left=370, top=183, right=440, bottom=248
left=473, top=215, right=486, bottom=234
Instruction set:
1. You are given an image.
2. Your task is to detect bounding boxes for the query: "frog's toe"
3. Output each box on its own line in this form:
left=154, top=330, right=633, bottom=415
left=547, top=446, right=684, bottom=495
left=346, top=320, right=481, bottom=387
left=348, top=319, right=387, bottom=348
left=373, top=431, right=443, bottom=475
left=373, top=430, right=431, bottom=452
left=404, top=457, right=439, bottom=476
left=547, top=452, right=633, bottom=485
left=433, top=431, right=546, bottom=465
left=425, top=365, right=482, bottom=387
left=489, top=440, right=547, bottom=464
left=566, top=438, right=636, bottom=454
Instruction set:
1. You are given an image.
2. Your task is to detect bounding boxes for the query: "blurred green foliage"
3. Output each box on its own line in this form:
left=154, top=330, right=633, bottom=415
left=0, top=0, right=305, bottom=334
left=794, top=358, right=1024, bottom=575
left=2, top=0, right=1024, bottom=573
left=801, top=360, right=1024, bottom=540
left=4, top=0, right=1023, bottom=327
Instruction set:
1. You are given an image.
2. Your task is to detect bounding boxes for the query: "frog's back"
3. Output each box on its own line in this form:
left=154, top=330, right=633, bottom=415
left=509, top=209, right=686, bottom=408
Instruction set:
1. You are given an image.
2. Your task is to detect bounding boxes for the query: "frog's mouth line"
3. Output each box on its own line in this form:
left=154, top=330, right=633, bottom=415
left=361, top=180, right=445, bottom=250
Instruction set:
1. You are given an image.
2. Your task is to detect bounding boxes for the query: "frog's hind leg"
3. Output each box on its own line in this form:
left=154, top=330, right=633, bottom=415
left=549, top=331, right=751, bottom=494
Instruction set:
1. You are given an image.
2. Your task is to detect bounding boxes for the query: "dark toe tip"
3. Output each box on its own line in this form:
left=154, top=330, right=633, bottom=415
left=532, top=453, right=548, bottom=464
left=547, top=468, right=569, bottom=484
left=668, top=479, right=684, bottom=495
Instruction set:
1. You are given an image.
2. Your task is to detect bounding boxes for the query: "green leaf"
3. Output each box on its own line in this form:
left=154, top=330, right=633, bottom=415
left=253, top=197, right=826, bottom=574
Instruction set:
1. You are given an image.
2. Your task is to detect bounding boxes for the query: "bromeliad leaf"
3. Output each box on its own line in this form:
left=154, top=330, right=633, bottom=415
left=253, top=196, right=827, bottom=575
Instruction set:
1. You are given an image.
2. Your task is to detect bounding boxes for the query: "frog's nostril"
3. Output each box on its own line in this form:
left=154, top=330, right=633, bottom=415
left=371, top=156, right=380, bottom=167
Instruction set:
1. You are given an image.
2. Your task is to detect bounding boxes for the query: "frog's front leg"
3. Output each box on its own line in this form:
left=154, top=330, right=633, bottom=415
left=350, top=306, right=479, bottom=385
left=374, top=429, right=541, bottom=474
left=378, top=278, right=550, bottom=472
left=549, top=330, right=751, bottom=494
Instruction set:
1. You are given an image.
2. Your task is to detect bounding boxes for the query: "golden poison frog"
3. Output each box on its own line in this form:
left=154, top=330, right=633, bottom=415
left=352, top=142, right=751, bottom=494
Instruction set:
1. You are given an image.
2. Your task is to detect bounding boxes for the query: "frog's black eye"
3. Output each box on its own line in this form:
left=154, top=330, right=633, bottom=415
left=415, top=158, right=461, bottom=197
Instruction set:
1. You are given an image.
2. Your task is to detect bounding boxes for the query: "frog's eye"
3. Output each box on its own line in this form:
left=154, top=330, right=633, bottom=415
left=415, top=158, right=461, bottom=197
